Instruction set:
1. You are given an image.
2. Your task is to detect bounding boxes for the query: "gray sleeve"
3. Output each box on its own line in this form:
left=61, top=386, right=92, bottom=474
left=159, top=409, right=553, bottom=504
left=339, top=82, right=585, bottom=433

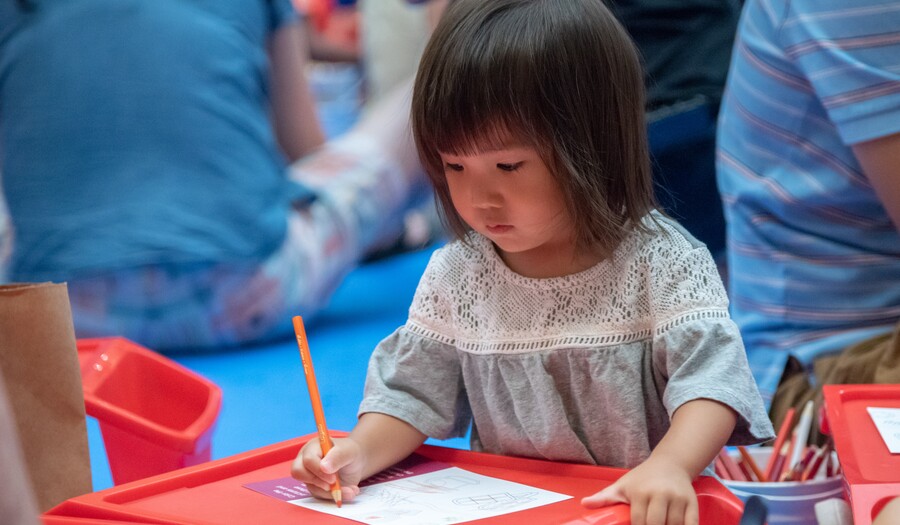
left=358, top=326, right=471, bottom=440
left=654, top=317, right=775, bottom=446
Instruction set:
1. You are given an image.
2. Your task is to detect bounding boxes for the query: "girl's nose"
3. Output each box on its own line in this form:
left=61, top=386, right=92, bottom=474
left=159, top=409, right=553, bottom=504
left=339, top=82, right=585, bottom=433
left=469, top=180, right=501, bottom=209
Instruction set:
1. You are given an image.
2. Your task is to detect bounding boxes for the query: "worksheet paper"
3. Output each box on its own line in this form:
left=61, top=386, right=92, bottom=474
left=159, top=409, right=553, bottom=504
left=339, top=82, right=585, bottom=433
left=244, top=454, right=572, bottom=525
left=867, top=406, right=900, bottom=454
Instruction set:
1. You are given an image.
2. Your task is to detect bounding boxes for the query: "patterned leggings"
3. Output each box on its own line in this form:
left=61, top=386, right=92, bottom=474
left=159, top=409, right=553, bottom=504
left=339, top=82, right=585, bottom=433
left=64, top=132, right=428, bottom=352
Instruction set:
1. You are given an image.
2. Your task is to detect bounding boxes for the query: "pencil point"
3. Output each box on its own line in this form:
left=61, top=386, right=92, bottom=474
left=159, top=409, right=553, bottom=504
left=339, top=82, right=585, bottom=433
left=332, top=489, right=343, bottom=508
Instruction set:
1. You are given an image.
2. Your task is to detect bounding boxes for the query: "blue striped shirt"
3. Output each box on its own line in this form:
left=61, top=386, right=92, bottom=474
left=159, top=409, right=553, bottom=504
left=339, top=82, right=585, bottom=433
left=716, top=0, right=900, bottom=402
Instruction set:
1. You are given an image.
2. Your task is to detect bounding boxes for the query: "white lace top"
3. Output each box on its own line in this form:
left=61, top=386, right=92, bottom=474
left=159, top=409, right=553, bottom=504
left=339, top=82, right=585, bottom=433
left=359, top=214, right=774, bottom=469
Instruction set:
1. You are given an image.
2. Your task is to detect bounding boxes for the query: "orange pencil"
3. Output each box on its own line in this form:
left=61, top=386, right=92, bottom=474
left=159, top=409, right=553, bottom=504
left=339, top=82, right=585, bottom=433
left=738, top=446, right=766, bottom=482
left=764, top=407, right=796, bottom=481
left=293, top=315, right=342, bottom=508
left=770, top=437, right=792, bottom=482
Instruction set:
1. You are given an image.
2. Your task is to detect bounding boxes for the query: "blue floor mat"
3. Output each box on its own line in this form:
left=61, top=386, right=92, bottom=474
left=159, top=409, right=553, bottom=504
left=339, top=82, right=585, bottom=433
left=86, top=244, right=470, bottom=491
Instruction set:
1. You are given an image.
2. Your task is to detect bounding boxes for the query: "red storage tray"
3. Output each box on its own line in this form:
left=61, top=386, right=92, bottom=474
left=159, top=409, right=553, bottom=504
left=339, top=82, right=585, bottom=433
left=44, top=433, right=744, bottom=524
left=77, top=337, right=222, bottom=485
left=823, top=384, right=900, bottom=525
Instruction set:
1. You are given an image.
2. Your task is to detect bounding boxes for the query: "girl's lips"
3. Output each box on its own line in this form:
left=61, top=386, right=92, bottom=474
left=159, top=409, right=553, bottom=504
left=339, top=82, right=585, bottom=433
left=486, top=224, right=513, bottom=234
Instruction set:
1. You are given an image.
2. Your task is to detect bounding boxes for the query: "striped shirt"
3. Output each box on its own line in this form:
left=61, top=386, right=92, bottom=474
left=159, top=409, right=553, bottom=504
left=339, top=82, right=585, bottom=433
left=716, top=0, right=900, bottom=402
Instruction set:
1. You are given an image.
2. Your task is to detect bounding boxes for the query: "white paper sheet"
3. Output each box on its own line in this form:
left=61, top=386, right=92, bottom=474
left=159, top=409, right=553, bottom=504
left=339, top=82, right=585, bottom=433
left=290, top=466, right=570, bottom=525
left=867, top=406, right=900, bottom=454
left=244, top=455, right=572, bottom=525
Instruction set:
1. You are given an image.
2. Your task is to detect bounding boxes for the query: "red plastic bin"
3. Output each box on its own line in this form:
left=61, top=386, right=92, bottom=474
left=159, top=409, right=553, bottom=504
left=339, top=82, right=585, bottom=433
left=43, top=432, right=745, bottom=524
left=77, top=337, right=222, bottom=485
left=823, top=384, right=900, bottom=525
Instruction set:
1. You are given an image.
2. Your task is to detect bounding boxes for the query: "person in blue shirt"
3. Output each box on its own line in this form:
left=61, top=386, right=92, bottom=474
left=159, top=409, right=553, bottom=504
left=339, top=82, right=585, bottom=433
left=716, top=0, right=900, bottom=403
left=0, top=0, right=424, bottom=351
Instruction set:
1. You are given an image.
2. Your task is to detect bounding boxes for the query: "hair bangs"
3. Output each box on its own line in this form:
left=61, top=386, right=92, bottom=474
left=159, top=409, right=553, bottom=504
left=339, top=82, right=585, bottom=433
left=414, top=1, right=551, bottom=167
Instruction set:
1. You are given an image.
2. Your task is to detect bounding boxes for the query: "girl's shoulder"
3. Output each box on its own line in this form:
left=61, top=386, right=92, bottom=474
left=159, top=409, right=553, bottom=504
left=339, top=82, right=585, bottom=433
left=613, top=211, right=725, bottom=291
left=625, top=212, right=729, bottom=311
left=610, top=212, right=708, bottom=268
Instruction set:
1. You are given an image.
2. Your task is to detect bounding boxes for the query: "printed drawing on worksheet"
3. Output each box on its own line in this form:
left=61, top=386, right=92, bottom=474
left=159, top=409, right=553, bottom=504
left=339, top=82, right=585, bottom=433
left=244, top=454, right=572, bottom=525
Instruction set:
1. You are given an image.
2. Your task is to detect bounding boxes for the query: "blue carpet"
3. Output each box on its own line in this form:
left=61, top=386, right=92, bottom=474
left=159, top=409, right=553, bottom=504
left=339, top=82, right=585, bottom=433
left=86, top=244, right=470, bottom=491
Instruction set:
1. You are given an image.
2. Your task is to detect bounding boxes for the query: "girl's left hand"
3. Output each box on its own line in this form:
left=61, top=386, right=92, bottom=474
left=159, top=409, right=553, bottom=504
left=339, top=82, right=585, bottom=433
left=581, top=456, right=699, bottom=525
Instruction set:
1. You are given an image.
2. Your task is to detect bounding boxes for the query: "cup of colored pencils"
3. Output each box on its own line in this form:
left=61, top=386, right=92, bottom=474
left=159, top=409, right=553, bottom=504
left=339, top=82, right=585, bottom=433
left=716, top=442, right=840, bottom=484
left=717, top=401, right=844, bottom=525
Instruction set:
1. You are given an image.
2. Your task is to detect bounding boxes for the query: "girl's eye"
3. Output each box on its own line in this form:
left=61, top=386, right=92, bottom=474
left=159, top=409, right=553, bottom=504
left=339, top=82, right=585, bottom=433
left=444, top=162, right=464, bottom=172
left=497, top=162, right=524, bottom=172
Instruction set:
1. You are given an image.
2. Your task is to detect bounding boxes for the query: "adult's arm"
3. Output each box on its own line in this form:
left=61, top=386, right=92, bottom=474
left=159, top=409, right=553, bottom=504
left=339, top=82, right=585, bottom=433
left=268, top=22, right=326, bottom=162
left=853, top=131, right=900, bottom=231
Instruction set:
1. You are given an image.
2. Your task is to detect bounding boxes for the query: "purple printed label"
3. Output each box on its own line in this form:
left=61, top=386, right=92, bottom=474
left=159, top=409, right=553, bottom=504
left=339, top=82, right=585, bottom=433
left=244, top=479, right=312, bottom=502
left=360, top=454, right=451, bottom=487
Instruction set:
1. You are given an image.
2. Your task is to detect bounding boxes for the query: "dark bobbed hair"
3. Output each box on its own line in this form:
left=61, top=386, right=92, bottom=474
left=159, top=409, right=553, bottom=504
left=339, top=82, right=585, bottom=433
left=412, top=0, right=657, bottom=257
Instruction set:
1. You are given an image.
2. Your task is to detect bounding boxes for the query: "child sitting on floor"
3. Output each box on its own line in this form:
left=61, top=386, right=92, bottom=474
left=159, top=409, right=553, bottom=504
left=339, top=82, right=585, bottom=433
left=293, top=2, right=774, bottom=524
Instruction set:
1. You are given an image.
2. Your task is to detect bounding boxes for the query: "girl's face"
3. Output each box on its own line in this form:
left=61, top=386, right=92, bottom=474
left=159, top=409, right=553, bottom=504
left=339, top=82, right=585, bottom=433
left=440, top=145, right=598, bottom=278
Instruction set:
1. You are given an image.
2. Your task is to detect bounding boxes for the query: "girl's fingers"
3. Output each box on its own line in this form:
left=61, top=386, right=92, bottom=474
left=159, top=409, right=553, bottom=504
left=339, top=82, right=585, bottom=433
left=684, top=496, right=700, bottom=525
left=581, top=484, right=627, bottom=508
left=320, top=442, right=358, bottom=475
left=628, top=493, right=649, bottom=525
left=659, top=497, right=685, bottom=525
left=340, top=485, right=361, bottom=502
left=290, top=443, right=335, bottom=492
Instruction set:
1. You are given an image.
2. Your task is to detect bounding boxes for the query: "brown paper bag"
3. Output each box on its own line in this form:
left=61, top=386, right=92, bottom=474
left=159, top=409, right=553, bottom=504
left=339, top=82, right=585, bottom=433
left=0, top=282, right=92, bottom=512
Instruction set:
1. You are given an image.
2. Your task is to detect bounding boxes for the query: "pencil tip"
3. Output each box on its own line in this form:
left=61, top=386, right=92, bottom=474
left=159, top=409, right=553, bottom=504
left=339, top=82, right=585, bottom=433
left=333, top=489, right=343, bottom=508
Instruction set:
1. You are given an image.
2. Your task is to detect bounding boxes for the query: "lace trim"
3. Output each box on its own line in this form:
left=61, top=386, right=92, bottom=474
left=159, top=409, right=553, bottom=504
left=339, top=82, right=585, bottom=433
left=657, top=309, right=731, bottom=333
left=406, top=308, right=730, bottom=355
left=406, top=214, right=730, bottom=353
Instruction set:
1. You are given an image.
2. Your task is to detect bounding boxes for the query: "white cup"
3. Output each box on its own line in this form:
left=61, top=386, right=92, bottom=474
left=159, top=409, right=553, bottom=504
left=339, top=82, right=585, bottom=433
left=723, top=447, right=844, bottom=525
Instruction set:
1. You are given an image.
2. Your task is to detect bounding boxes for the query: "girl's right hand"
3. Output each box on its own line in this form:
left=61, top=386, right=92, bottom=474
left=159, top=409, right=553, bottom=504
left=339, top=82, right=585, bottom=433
left=291, top=437, right=366, bottom=502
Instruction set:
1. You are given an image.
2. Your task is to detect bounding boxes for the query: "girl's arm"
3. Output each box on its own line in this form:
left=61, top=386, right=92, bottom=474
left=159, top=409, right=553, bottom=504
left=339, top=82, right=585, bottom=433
left=583, top=398, right=737, bottom=525
left=291, top=412, right=427, bottom=501
left=349, top=412, right=429, bottom=480
left=647, top=398, right=737, bottom=480
left=268, top=22, right=326, bottom=162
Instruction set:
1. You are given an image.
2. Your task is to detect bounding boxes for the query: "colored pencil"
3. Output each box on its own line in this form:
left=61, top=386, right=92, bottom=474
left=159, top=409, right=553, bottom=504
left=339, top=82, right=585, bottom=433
left=293, top=315, right=342, bottom=507
left=782, top=446, right=815, bottom=482
left=714, top=456, right=730, bottom=479
left=738, top=446, right=767, bottom=482
left=770, top=437, right=793, bottom=482
left=764, top=407, right=796, bottom=480
left=800, top=442, right=830, bottom=482
left=737, top=457, right=756, bottom=482
left=787, top=400, right=815, bottom=472
left=718, top=449, right=747, bottom=481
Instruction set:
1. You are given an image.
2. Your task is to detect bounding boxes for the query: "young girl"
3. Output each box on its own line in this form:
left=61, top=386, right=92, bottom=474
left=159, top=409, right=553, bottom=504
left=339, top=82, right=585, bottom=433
left=293, top=1, right=774, bottom=524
